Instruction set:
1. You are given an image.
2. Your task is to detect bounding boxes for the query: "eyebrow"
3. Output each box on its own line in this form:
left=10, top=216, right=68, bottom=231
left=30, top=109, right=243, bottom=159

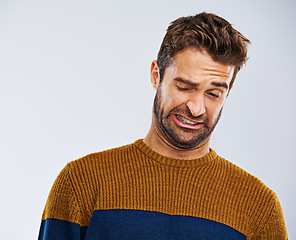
left=211, top=82, right=229, bottom=89
left=173, top=77, right=199, bottom=87
left=173, top=77, right=229, bottom=89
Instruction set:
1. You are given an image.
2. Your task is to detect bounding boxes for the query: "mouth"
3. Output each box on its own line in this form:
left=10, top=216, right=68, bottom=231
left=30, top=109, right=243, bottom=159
left=173, top=114, right=203, bottom=130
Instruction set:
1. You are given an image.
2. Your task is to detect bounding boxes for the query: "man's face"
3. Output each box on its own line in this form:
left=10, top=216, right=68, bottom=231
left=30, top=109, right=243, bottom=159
left=152, top=47, right=234, bottom=150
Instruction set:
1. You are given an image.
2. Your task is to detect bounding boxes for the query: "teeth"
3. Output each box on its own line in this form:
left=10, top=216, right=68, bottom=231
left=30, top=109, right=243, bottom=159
left=177, top=115, right=198, bottom=125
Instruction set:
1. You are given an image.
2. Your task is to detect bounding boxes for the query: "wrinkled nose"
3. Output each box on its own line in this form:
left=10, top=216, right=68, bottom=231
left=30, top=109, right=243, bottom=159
left=186, top=95, right=206, bottom=117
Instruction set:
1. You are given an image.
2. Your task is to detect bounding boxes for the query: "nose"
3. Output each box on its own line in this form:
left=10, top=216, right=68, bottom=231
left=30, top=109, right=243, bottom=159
left=186, top=94, right=206, bottom=117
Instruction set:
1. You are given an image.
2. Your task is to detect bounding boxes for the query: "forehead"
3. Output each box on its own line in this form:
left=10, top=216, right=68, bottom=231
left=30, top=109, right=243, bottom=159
left=169, top=47, right=234, bottom=82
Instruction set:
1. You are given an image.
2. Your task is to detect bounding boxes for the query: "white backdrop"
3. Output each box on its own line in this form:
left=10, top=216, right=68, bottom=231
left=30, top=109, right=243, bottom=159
left=0, top=0, right=295, bottom=239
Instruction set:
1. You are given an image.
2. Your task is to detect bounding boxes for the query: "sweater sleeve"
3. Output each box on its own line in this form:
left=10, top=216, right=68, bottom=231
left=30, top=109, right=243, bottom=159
left=38, top=164, right=88, bottom=240
left=251, top=196, right=288, bottom=240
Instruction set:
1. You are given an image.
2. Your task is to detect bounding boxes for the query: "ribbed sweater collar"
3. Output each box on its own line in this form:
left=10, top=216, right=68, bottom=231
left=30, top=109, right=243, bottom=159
left=133, top=139, right=218, bottom=168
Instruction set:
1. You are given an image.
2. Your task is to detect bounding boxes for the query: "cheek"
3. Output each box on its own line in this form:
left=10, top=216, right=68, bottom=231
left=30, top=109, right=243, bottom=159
left=161, top=86, right=186, bottom=109
left=206, top=103, right=224, bottom=120
left=171, top=94, right=187, bottom=107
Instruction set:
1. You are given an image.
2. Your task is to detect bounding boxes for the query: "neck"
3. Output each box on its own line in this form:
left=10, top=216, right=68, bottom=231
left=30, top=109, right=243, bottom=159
left=144, top=124, right=210, bottom=160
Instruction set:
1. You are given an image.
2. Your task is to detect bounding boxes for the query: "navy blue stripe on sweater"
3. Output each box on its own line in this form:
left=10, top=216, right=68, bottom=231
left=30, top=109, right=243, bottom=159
left=38, top=218, right=87, bottom=240
left=39, top=209, right=246, bottom=240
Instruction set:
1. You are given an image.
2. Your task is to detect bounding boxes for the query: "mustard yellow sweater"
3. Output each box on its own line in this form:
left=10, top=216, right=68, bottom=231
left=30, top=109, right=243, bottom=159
left=39, top=139, right=288, bottom=239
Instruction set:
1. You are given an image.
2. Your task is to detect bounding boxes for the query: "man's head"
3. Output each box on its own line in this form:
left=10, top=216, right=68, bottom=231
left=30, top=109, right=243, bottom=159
left=148, top=13, right=250, bottom=152
left=151, top=47, right=234, bottom=150
left=157, top=12, right=250, bottom=90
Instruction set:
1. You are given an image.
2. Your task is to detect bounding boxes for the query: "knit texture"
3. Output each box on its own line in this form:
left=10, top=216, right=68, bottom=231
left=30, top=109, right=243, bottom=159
left=40, top=139, right=288, bottom=239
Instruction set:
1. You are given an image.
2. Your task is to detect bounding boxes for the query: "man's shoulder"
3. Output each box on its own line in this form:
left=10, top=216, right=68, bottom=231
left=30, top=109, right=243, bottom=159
left=215, top=154, right=277, bottom=200
left=66, top=140, right=139, bottom=171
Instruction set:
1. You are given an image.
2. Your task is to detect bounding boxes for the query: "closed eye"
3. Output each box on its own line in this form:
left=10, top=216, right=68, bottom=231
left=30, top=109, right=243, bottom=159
left=207, top=91, right=221, bottom=99
left=177, top=86, right=191, bottom=91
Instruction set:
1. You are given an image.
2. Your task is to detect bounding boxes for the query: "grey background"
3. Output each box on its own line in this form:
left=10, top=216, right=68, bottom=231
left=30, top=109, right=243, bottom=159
left=0, top=0, right=295, bottom=239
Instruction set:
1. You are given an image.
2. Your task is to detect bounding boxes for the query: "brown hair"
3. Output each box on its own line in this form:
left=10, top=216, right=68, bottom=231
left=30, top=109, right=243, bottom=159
left=157, top=12, right=250, bottom=88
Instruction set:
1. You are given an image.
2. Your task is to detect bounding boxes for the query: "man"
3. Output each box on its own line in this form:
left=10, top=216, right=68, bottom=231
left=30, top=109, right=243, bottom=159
left=39, top=12, right=288, bottom=239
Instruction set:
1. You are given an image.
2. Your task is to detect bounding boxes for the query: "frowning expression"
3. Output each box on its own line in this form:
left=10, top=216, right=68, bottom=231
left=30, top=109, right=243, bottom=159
left=152, top=47, right=234, bottom=149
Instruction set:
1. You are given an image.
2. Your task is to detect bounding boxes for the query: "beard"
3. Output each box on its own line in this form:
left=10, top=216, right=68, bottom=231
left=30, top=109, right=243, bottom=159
left=153, top=88, right=222, bottom=150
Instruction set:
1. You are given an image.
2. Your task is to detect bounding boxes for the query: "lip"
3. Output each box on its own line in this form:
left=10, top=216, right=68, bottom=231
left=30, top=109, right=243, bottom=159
left=172, top=114, right=204, bottom=130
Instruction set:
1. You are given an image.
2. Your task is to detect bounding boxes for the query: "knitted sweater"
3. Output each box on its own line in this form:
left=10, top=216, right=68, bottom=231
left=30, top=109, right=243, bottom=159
left=39, top=139, right=288, bottom=239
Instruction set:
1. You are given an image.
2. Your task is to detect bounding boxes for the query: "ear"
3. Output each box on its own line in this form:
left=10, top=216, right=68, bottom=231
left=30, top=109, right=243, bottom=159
left=150, top=60, right=160, bottom=90
left=226, top=84, right=233, bottom=97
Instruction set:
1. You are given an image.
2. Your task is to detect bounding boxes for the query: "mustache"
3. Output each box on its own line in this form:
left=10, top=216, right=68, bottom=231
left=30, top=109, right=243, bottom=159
left=169, top=106, right=209, bottom=123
